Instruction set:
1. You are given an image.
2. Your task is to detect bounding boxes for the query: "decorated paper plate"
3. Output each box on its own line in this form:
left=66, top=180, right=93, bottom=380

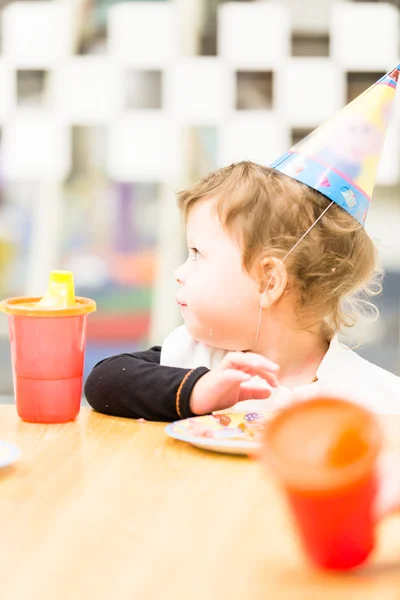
left=165, top=411, right=275, bottom=456
left=0, top=440, right=21, bottom=468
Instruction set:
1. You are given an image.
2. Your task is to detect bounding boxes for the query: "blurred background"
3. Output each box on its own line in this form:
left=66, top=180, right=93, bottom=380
left=0, top=0, right=400, bottom=398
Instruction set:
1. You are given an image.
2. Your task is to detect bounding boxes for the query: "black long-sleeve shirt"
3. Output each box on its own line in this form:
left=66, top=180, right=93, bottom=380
left=84, top=346, right=209, bottom=422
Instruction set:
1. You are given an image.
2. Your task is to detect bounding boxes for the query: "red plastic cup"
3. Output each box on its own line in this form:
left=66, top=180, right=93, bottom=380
left=260, top=398, right=383, bottom=571
left=0, top=286, right=96, bottom=423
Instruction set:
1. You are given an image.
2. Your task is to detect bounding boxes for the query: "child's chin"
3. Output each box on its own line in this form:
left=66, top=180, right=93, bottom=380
left=185, top=321, right=244, bottom=351
left=183, top=321, right=202, bottom=340
left=185, top=324, right=214, bottom=346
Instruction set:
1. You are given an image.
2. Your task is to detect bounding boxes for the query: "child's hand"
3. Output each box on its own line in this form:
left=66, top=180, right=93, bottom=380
left=190, top=352, right=279, bottom=415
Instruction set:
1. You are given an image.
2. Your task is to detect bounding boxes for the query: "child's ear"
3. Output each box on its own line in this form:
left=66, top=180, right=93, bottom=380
left=258, top=256, right=288, bottom=308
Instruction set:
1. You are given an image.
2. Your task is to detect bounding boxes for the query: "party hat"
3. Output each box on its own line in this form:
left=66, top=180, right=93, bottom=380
left=270, top=65, right=400, bottom=226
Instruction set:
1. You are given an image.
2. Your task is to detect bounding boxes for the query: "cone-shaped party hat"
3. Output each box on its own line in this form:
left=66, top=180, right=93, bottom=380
left=270, top=65, right=400, bottom=226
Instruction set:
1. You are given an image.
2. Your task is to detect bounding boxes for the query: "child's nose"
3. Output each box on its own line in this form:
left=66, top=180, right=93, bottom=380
left=175, top=264, right=184, bottom=284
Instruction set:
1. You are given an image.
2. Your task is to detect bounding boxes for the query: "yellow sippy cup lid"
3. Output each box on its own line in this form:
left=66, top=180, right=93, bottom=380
left=0, top=270, right=96, bottom=317
left=37, top=270, right=76, bottom=309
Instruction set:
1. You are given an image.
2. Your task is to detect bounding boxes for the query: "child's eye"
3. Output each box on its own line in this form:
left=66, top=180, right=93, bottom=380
left=189, top=247, right=199, bottom=261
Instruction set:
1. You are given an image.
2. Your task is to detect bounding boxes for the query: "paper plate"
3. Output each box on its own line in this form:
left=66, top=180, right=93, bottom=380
left=165, top=412, right=275, bottom=456
left=0, top=440, right=21, bottom=468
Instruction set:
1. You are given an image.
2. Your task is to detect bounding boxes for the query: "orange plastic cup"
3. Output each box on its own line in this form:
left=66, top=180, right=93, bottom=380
left=260, top=398, right=382, bottom=571
left=0, top=271, right=96, bottom=423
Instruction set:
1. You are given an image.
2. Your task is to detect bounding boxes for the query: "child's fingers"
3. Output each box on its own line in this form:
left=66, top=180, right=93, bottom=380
left=257, top=371, right=279, bottom=388
left=218, top=369, right=252, bottom=387
left=239, top=368, right=278, bottom=388
left=224, top=351, right=279, bottom=372
left=240, top=377, right=272, bottom=400
left=222, top=352, right=279, bottom=387
left=219, top=370, right=275, bottom=395
left=219, top=370, right=273, bottom=399
left=239, top=379, right=273, bottom=400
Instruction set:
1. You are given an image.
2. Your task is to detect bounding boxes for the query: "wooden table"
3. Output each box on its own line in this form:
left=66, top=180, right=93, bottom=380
left=0, top=405, right=400, bottom=600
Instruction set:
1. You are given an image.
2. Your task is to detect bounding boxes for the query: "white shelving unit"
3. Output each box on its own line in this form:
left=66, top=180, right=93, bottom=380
left=0, top=0, right=398, bottom=346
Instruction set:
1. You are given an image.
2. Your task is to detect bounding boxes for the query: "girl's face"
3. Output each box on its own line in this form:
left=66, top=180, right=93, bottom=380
left=175, top=198, right=260, bottom=350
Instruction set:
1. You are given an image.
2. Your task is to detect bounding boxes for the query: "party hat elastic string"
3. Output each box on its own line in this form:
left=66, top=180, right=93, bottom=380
left=250, top=201, right=335, bottom=351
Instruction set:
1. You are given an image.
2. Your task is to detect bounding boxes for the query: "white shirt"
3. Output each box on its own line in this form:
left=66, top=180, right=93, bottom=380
left=160, top=325, right=400, bottom=415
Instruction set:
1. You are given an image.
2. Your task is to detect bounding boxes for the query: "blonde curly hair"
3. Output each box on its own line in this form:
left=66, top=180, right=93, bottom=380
left=177, top=161, right=382, bottom=339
